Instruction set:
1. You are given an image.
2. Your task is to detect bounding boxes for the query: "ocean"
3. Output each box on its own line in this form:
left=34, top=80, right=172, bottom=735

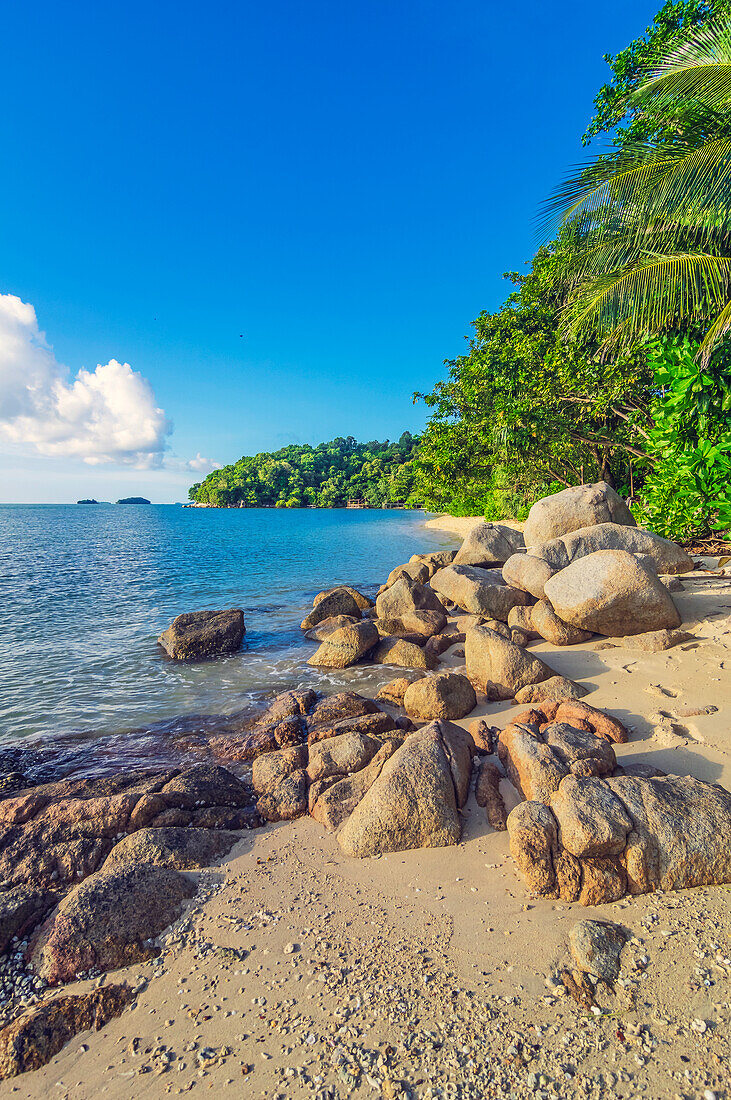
left=0, top=504, right=456, bottom=777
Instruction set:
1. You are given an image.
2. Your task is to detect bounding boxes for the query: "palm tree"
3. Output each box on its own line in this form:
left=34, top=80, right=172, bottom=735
left=546, top=17, right=731, bottom=364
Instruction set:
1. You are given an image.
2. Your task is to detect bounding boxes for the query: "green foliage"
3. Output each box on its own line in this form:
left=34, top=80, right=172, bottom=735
left=550, top=13, right=731, bottom=363
left=412, top=251, right=653, bottom=517
left=585, top=0, right=730, bottom=146
left=634, top=336, right=731, bottom=535
left=189, top=434, right=421, bottom=508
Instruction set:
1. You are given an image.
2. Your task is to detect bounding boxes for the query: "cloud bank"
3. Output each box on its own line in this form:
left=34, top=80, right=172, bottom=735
left=0, top=293, right=218, bottom=474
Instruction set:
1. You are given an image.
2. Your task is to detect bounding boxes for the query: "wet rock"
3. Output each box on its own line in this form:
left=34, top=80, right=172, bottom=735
left=508, top=773, right=731, bottom=904
left=157, top=608, right=246, bottom=661
left=497, top=722, right=616, bottom=803
left=375, top=675, right=425, bottom=706
left=465, top=624, right=557, bottom=701
left=0, top=888, right=59, bottom=954
left=531, top=600, right=593, bottom=646
left=338, top=721, right=474, bottom=857
left=31, top=865, right=196, bottom=983
left=569, top=919, right=627, bottom=981
left=0, top=984, right=134, bottom=1079
left=402, top=672, right=477, bottom=721
left=523, top=482, right=636, bottom=549
left=304, top=614, right=359, bottom=641
left=309, top=740, right=402, bottom=831
left=314, top=585, right=373, bottom=610
left=475, top=761, right=507, bottom=830
left=307, top=620, right=379, bottom=668
left=430, top=565, right=533, bottom=621
left=374, top=610, right=447, bottom=639
left=209, top=715, right=305, bottom=764
left=371, top=637, right=437, bottom=670
left=103, top=827, right=240, bottom=871
left=306, top=692, right=379, bottom=728
left=307, top=711, right=399, bottom=746
left=257, top=689, right=317, bottom=723
left=543, top=550, right=681, bottom=636
left=453, top=523, right=525, bottom=567
left=301, top=589, right=363, bottom=631
left=513, top=677, right=588, bottom=705
left=374, top=575, right=446, bottom=620
left=0, top=765, right=259, bottom=893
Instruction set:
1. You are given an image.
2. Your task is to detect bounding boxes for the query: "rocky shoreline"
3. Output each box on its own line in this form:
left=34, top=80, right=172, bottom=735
left=0, top=480, right=730, bottom=1096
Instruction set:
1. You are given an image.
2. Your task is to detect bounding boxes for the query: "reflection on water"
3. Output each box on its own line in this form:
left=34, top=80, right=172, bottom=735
left=0, top=505, right=457, bottom=778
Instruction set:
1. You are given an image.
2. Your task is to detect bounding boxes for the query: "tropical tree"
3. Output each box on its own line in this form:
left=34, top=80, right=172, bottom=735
left=547, top=15, right=731, bottom=364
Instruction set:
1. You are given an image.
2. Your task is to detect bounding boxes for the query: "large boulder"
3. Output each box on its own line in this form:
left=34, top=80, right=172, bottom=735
left=31, top=865, right=196, bottom=983
left=306, top=731, right=385, bottom=783
left=465, top=625, right=557, bottom=701
left=430, top=565, right=532, bottom=621
left=497, top=721, right=616, bottom=803
left=409, top=550, right=457, bottom=578
left=375, top=575, right=446, bottom=620
left=157, top=609, right=246, bottom=660
left=402, top=672, right=477, bottom=720
left=309, top=739, right=401, bottom=831
left=307, top=620, right=379, bottom=668
left=371, top=637, right=437, bottom=670
left=375, top=674, right=425, bottom=706
left=533, top=522, right=694, bottom=576
left=453, top=523, right=525, bottom=567
left=306, top=692, right=379, bottom=728
left=338, top=722, right=474, bottom=857
left=0, top=887, right=59, bottom=954
left=0, top=985, right=135, bottom=1079
left=518, top=698, right=629, bottom=745
left=502, top=553, right=555, bottom=599
left=523, top=482, right=636, bottom=549
left=531, top=600, right=593, bottom=646
left=314, top=585, right=373, bottom=610
left=543, top=550, right=681, bottom=636
left=103, top=827, right=240, bottom=871
left=507, top=773, right=731, bottom=905
left=382, top=561, right=431, bottom=589
left=301, top=588, right=363, bottom=630
left=304, top=614, right=359, bottom=641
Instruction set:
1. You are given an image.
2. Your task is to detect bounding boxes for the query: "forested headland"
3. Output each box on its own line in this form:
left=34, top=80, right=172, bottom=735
left=189, top=435, right=420, bottom=508
left=191, top=1, right=731, bottom=541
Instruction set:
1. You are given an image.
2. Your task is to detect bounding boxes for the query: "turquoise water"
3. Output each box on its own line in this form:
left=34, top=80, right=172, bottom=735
left=0, top=506, right=456, bottom=761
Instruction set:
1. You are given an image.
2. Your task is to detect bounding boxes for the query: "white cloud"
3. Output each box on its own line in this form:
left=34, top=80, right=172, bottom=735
left=0, top=292, right=172, bottom=468
left=184, top=452, right=222, bottom=473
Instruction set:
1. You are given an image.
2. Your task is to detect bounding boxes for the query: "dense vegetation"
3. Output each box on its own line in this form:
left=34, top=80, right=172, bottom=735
left=190, top=2, right=731, bottom=540
left=412, top=0, right=731, bottom=539
left=189, top=435, right=420, bottom=508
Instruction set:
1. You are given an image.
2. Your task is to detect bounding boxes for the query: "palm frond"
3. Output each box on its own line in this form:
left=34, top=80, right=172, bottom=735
left=564, top=253, right=731, bottom=347
left=632, top=17, right=731, bottom=112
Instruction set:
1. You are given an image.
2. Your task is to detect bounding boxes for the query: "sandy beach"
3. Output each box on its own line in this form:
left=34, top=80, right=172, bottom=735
left=4, top=528, right=730, bottom=1100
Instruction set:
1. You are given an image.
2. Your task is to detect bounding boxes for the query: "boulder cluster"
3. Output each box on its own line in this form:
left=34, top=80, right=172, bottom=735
left=1, top=480, right=729, bottom=1079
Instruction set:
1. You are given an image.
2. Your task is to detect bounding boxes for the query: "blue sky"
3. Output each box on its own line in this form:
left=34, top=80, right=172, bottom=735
left=1, top=0, right=659, bottom=502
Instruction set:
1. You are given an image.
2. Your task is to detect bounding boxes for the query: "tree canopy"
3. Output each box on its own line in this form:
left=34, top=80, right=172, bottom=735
left=189, top=435, right=420, bottom=509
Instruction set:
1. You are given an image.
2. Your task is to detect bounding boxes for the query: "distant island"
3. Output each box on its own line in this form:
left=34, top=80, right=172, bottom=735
left=188, top=435, right=420, bottom=509
left=77, top=499, right=100, bottom=504
left=116, top=497, right=151, bottom=504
